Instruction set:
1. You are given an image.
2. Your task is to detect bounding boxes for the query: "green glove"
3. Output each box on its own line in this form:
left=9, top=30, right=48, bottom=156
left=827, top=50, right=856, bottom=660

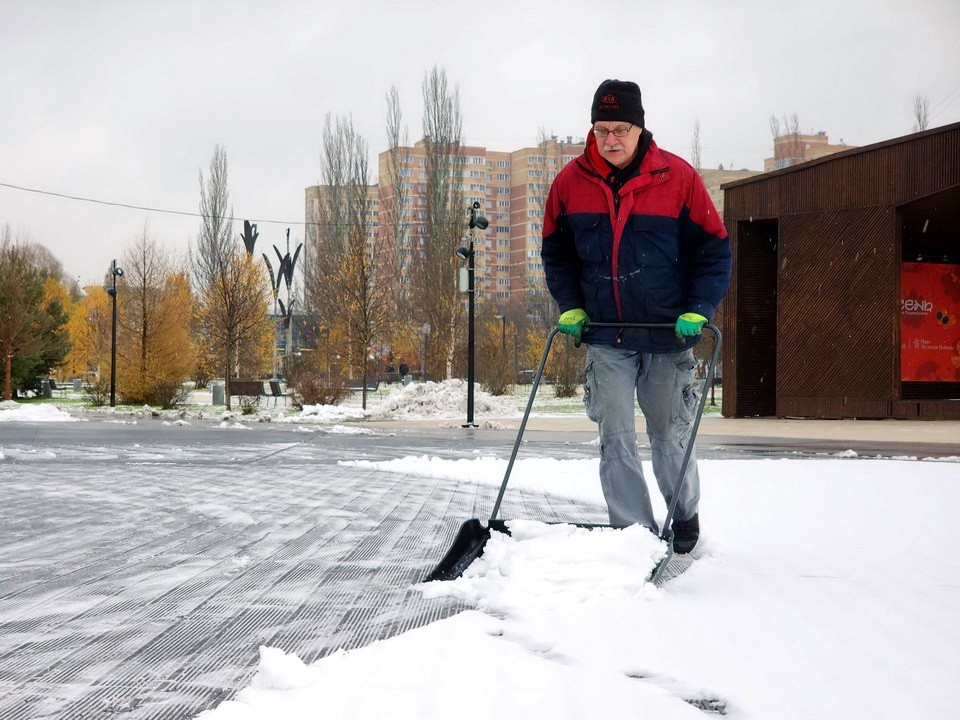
left=675, top=312, right=707, bottom=339
left=558, top=308, right=590, bottom=346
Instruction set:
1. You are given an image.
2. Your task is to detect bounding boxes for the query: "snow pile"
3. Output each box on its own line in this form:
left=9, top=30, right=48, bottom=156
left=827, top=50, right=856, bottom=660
left=321, top=424, right=373, bottom=435
left=421, top=520, right=664, bottom=613
left=278, top=404, right=369, bottom=424
left=219, top=421, right=250, bottom=430
left=199, top=609, right=691, bottom=720
left=0, top=403, right=77, bottom=422
left=370, top=379, right=516, bottom=420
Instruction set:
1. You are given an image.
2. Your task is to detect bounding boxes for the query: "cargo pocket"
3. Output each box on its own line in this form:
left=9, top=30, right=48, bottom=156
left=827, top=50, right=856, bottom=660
left=673, top=351, right=699, bottom=447
left=583, top=358, right=601, bottom=423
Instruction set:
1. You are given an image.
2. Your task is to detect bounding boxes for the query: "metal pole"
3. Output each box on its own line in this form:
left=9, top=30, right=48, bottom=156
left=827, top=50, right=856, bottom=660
left=465, top=238, right=476, bottom=427
left=110, top=260, right=118, bottom=408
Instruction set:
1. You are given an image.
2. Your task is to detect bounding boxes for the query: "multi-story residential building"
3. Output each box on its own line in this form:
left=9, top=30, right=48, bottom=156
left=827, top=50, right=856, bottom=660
left=698, top=167, right=763, bottom=215
left=507, top=137, right=584, bottom=300
left=307, top=136, right=585, bottom=314
left=763, top=130, right=852, bottom=171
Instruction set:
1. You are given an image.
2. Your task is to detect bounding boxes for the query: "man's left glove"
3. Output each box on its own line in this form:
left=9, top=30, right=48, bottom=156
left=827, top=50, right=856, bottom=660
left=675, top=312, right=707, bottom=340
left=558, top=308, right=590, bottom=347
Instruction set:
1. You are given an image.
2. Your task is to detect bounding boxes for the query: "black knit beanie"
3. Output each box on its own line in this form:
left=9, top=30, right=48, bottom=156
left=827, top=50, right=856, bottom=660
left=591, top=79, right=644, bottom=127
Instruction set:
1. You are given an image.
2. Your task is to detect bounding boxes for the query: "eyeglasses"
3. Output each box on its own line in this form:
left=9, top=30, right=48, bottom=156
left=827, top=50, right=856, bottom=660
left=592, top=124, right=634, bottom=139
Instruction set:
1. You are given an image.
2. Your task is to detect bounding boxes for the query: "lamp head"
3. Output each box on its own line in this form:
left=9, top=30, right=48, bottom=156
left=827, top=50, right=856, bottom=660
left=468, top=200, right=489, bottom=231
left=113, top=267, right=124, bottom=277
left=456, top=247, right=471, bottom=261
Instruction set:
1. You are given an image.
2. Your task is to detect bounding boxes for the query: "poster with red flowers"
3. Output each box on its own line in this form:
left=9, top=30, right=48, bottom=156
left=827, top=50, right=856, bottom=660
left=900, top=262, right=960, bottom=382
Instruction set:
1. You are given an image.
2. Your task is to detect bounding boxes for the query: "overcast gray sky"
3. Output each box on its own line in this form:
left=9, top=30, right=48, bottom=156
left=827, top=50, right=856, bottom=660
left=2, top=0, right=958, bottom=285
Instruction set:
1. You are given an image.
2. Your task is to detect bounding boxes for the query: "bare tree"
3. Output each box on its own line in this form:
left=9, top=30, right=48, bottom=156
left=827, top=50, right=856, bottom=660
left=913, top=93, right=929, bottom=132
left=412, top=65, right=465, bottom=378
left=192, top=145, right=271, bottom=409
left=691, top=117, right=702, bottom=171
left=769, top=112, right=803, bottom=168
left=383, top=85, right=410, bottom=318
left=308, top=115, right=389, bottom=409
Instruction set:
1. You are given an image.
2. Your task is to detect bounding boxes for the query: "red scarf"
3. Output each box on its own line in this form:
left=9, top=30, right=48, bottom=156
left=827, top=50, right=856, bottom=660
left=585, top=131, right=614, bottom=179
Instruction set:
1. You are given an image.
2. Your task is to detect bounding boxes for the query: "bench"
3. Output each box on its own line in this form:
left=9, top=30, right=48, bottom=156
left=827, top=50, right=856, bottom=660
left=267, top=379, right=290, bottom=407
left=344, top=378, right=380, bottom=393
left=46, top=379, right=70, bottom=398
left=229, top=380, right=267, bottom=406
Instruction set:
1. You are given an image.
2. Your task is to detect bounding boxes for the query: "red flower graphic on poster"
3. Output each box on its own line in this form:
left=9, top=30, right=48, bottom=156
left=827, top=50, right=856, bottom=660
left=901, top=262, right=960, bottom=381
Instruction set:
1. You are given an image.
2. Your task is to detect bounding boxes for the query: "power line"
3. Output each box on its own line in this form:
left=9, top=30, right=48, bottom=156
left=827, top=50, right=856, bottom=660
left=929, top=85, right=960, bottom=121
left=0, top=180, right=313, bottom=226
left=0, top=180, right=481, bottom=231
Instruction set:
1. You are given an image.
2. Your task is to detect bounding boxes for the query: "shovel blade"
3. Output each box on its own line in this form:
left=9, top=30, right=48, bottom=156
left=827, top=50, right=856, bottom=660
left=425, top=519, right=509, bottom=582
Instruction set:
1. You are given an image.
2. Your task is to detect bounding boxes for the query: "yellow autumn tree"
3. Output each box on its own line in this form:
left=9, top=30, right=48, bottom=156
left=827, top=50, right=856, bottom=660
left=115, top=228, right=196, bottom=407
left=59, top=285, right=111, bottom=382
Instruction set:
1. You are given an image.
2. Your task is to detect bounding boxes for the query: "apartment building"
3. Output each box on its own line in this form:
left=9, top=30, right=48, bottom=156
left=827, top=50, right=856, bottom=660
left=698, top=167, right=763, bottom=214
left=307, top=136, right=585, bottom=312
left=764, top=130, right=852, bottom=171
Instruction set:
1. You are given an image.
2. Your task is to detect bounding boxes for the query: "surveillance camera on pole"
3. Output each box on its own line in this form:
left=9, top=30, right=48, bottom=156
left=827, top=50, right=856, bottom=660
left=458, top=201, right=489, bottom=427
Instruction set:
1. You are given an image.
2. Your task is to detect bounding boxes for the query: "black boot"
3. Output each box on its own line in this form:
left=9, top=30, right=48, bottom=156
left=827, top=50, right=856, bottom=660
left=672, top=513, right=699, bottom=555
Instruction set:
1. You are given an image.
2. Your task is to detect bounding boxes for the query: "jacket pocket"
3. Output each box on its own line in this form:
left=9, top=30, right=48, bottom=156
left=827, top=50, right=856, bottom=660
left=569, top=215, right=605, bottom=263
left=631, top=215, right=680, bottom=269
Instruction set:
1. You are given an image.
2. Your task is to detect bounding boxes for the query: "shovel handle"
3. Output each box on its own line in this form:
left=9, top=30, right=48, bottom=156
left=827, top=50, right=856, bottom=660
left=489, top=323, right=722, bottom=533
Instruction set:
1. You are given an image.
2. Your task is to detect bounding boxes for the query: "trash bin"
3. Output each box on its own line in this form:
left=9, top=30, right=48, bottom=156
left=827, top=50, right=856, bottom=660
left=211, top=381, right=224, bottom=406
left=42, top=379, right=53, bottom=398
left=72, top=378, right=82, bottom=393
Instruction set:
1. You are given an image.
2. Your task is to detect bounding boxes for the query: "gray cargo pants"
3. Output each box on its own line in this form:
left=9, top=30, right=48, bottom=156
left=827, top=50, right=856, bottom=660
left=584, top=343, right=701, bottom=532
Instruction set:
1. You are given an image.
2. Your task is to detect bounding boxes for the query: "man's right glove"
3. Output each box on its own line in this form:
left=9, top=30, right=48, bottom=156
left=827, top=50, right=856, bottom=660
left=558, top=308, right=590, bottom=346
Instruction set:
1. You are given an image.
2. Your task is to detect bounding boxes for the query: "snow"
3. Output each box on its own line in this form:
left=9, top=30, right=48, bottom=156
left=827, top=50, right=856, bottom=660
left=276, top=380, right=517, bottom=425
left=0, top=403, right=77, bottom=422
left=369, top=379, right=516, bottom=420
left=200, top=456, right=960, bottom=720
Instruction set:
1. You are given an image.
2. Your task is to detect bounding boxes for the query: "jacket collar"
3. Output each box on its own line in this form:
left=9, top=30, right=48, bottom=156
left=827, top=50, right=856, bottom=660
left=579, top=130, right=670, bottom=187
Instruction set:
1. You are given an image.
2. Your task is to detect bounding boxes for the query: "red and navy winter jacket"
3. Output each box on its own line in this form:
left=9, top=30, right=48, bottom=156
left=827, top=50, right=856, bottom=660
left=541, top=132, right=731, bottom=353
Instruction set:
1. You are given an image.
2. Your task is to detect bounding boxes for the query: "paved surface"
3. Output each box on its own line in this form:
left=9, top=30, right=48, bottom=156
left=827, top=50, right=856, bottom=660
left=0, top=423, right=610, bottom=719
left=1, top=415, right=957, bottom=719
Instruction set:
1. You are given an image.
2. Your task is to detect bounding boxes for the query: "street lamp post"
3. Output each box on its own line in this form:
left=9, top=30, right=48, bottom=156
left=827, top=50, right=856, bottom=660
left=106, top=259, right=123, bottom=407
left=457, top=201, right=488, bottom=428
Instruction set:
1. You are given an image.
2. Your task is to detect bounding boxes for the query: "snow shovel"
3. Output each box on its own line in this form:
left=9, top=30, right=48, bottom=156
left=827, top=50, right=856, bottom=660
left=425, top=322, right=721, bottom=585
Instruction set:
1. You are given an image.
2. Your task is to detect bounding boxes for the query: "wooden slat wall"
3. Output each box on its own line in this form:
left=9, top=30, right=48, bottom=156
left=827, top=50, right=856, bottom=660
left=722, top=123, right=960, bottom=419
left=721, top=221, right=739, bottom=417
left=777, top=207, right=897, bottom=401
